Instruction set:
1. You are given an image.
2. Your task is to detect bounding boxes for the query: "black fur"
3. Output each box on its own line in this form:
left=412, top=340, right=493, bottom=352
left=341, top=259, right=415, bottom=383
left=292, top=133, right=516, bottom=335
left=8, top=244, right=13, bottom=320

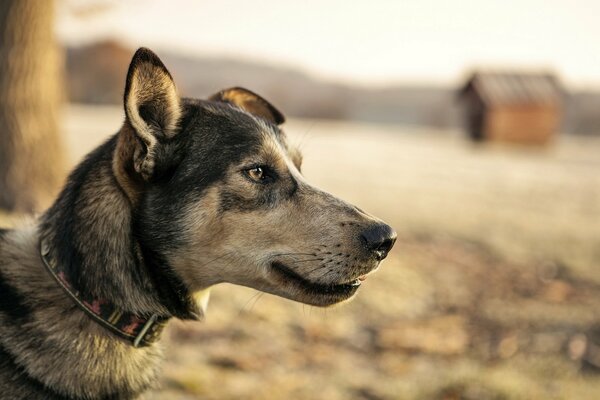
left=38, top=97, right=288, bottom=321
left=135, top=238, right=201, bottom=320
left=39, top=134, right=198, bottom=320
left=39, top=138, right=148, bottom=303
left=0, top=270, right=32, bottom=323
left=133, top=100, right=266, bottom=238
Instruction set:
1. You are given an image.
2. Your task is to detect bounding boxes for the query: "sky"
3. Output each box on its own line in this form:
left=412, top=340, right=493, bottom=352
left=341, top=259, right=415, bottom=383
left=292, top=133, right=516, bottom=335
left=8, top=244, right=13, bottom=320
left=57, top=0, right=600, bottom=89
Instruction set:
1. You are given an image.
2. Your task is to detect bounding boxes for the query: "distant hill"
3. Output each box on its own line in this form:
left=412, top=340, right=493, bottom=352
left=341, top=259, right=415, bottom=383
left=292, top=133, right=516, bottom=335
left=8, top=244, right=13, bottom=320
left=65, top=41, right=600, bottom=134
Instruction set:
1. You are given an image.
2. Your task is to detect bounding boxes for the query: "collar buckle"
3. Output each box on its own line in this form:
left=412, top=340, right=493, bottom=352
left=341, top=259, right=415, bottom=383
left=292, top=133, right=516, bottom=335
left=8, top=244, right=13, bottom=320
left=133, top=314, right=159, bottom=348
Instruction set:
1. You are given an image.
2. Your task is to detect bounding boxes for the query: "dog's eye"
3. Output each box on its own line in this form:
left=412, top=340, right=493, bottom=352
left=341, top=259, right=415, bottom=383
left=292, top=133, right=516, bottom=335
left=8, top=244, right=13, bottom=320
left=246, top=166, right=266, bottom=182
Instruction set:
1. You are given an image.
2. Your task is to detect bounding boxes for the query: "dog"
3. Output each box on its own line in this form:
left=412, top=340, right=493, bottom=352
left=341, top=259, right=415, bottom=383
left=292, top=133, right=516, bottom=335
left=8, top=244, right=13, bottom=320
left=0, top=48, right=396, bottom=399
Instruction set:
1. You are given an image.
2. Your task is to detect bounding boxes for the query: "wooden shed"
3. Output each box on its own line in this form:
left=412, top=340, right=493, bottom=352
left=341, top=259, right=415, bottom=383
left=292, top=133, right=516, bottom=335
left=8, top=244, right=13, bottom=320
left=459, top=72, right=563, bottom=144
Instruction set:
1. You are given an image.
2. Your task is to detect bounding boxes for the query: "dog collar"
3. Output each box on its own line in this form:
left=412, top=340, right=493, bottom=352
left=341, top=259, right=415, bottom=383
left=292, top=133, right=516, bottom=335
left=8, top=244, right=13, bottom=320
left=39, top=238, right=168, bottom=347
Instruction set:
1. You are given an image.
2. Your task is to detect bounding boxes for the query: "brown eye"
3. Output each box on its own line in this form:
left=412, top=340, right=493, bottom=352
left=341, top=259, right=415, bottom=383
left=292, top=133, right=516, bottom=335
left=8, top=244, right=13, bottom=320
left=246, top=166, right=265, bottom=182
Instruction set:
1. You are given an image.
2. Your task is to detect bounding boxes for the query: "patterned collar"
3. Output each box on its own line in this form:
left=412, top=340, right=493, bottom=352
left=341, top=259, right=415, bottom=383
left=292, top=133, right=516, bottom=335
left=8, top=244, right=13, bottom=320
left=39, top=238, right=168, bottom=347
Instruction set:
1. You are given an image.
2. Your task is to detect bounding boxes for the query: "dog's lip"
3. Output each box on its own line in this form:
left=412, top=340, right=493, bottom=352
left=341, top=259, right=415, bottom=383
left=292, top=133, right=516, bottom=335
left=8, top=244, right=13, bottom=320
left=270, top=261, right=361, bottom=296
left=358, top=263, right=381, bottom=281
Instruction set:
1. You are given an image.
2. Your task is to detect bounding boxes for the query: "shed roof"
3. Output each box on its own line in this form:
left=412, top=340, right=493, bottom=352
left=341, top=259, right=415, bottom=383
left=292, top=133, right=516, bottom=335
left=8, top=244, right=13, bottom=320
left=460, top=71, right=563, bottom=106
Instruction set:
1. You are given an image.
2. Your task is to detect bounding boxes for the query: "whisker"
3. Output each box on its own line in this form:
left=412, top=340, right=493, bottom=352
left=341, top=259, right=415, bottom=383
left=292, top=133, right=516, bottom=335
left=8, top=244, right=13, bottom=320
left=305, top=263, right=328, bottom=274
left=247, top=293, right=264, bottom=313
left=199, top=252, right=235, bottom=268
left=317, top=269, right=339, bottom=280
left=295, top=121, right=316, bottom=152
left=270, top=252, right=316, bottom=258
left=188, top=252, right=247, bottom=283
left=239, top=291, right=262, bottom=316
left=287, top=258, right=324, bottom=264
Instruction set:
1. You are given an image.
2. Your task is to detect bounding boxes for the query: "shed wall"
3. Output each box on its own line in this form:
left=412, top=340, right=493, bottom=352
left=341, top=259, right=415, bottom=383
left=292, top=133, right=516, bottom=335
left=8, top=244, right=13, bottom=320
left=484, top=105, right=560, bottom=144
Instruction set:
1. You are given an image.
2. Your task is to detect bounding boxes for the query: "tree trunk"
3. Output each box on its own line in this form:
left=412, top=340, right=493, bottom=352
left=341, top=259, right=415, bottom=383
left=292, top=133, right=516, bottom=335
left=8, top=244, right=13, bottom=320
left=0, top=0, right=65, bottom=213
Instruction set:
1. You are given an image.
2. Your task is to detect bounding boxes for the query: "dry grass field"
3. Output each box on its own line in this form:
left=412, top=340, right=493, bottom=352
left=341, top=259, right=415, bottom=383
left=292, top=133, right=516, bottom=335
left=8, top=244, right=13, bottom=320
left=3, top=105, right=600, bottom=399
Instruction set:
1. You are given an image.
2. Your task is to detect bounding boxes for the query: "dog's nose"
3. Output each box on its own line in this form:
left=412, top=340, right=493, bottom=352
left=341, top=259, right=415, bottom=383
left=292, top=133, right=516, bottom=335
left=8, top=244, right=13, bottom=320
left=361, top=223, right=397, bottom=260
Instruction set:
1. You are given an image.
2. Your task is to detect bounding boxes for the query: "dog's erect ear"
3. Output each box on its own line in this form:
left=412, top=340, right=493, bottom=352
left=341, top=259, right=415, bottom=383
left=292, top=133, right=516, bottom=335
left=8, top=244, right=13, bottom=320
left=209, top=87, right=285, bottom=125
left=124, top=47, right=181, bottom=180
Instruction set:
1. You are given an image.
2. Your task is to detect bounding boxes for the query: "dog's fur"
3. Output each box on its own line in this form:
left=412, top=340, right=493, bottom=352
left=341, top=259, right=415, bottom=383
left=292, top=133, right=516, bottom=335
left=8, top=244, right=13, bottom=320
left=0, top=48, right=395, bottom=399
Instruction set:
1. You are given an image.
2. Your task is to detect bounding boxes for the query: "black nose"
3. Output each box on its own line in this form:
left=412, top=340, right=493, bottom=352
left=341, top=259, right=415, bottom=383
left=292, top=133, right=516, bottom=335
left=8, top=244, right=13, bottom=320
left=361, top=224, right=397, bottom=260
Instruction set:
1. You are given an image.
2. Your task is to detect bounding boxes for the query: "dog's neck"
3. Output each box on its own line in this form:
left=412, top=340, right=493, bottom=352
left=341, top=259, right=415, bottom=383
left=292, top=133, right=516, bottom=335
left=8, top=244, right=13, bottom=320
left=39, top=135, right=201, bottom=327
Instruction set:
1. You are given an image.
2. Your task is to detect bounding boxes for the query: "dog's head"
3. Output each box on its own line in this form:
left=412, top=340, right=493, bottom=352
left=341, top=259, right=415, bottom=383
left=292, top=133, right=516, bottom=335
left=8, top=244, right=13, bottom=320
left=114, top=48, right=396, bottom=311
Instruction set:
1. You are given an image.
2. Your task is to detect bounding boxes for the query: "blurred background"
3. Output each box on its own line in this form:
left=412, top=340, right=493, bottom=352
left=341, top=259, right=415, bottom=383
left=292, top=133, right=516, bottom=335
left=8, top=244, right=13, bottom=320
left=1, top=0, right=600, bottom=399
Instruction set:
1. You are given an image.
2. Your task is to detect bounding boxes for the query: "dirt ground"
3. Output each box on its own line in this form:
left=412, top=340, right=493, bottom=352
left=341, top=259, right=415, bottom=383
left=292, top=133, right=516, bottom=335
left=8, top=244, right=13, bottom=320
left=5, top=105, right=600, bottom=399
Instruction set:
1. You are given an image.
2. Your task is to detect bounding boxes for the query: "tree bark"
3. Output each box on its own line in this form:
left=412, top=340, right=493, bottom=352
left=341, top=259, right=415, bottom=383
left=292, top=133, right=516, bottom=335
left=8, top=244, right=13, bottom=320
left=0, top=0, right=65, bottom=213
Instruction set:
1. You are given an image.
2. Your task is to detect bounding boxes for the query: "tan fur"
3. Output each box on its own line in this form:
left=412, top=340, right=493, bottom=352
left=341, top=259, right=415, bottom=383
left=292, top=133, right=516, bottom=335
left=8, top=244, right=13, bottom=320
left=210, top=87, right=284, bottom=125
left=168, top=129, right=386, bottom=307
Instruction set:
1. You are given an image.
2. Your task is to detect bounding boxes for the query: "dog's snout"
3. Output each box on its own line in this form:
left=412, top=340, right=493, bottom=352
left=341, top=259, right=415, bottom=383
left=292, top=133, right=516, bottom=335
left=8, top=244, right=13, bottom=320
left=360, top=224, right=397, bottom=260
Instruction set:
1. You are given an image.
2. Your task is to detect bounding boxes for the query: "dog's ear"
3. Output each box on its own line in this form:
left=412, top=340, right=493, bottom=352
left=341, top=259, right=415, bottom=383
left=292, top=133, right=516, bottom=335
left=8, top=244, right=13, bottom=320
left=123, top=47, right=181, bottom=180
left=209, top=87, right=285, bottom=125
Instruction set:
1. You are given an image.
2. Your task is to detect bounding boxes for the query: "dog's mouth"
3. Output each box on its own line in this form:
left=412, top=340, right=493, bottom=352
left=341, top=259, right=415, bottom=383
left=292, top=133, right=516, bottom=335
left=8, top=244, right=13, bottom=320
left=271, top=261, right=362, bottom=303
